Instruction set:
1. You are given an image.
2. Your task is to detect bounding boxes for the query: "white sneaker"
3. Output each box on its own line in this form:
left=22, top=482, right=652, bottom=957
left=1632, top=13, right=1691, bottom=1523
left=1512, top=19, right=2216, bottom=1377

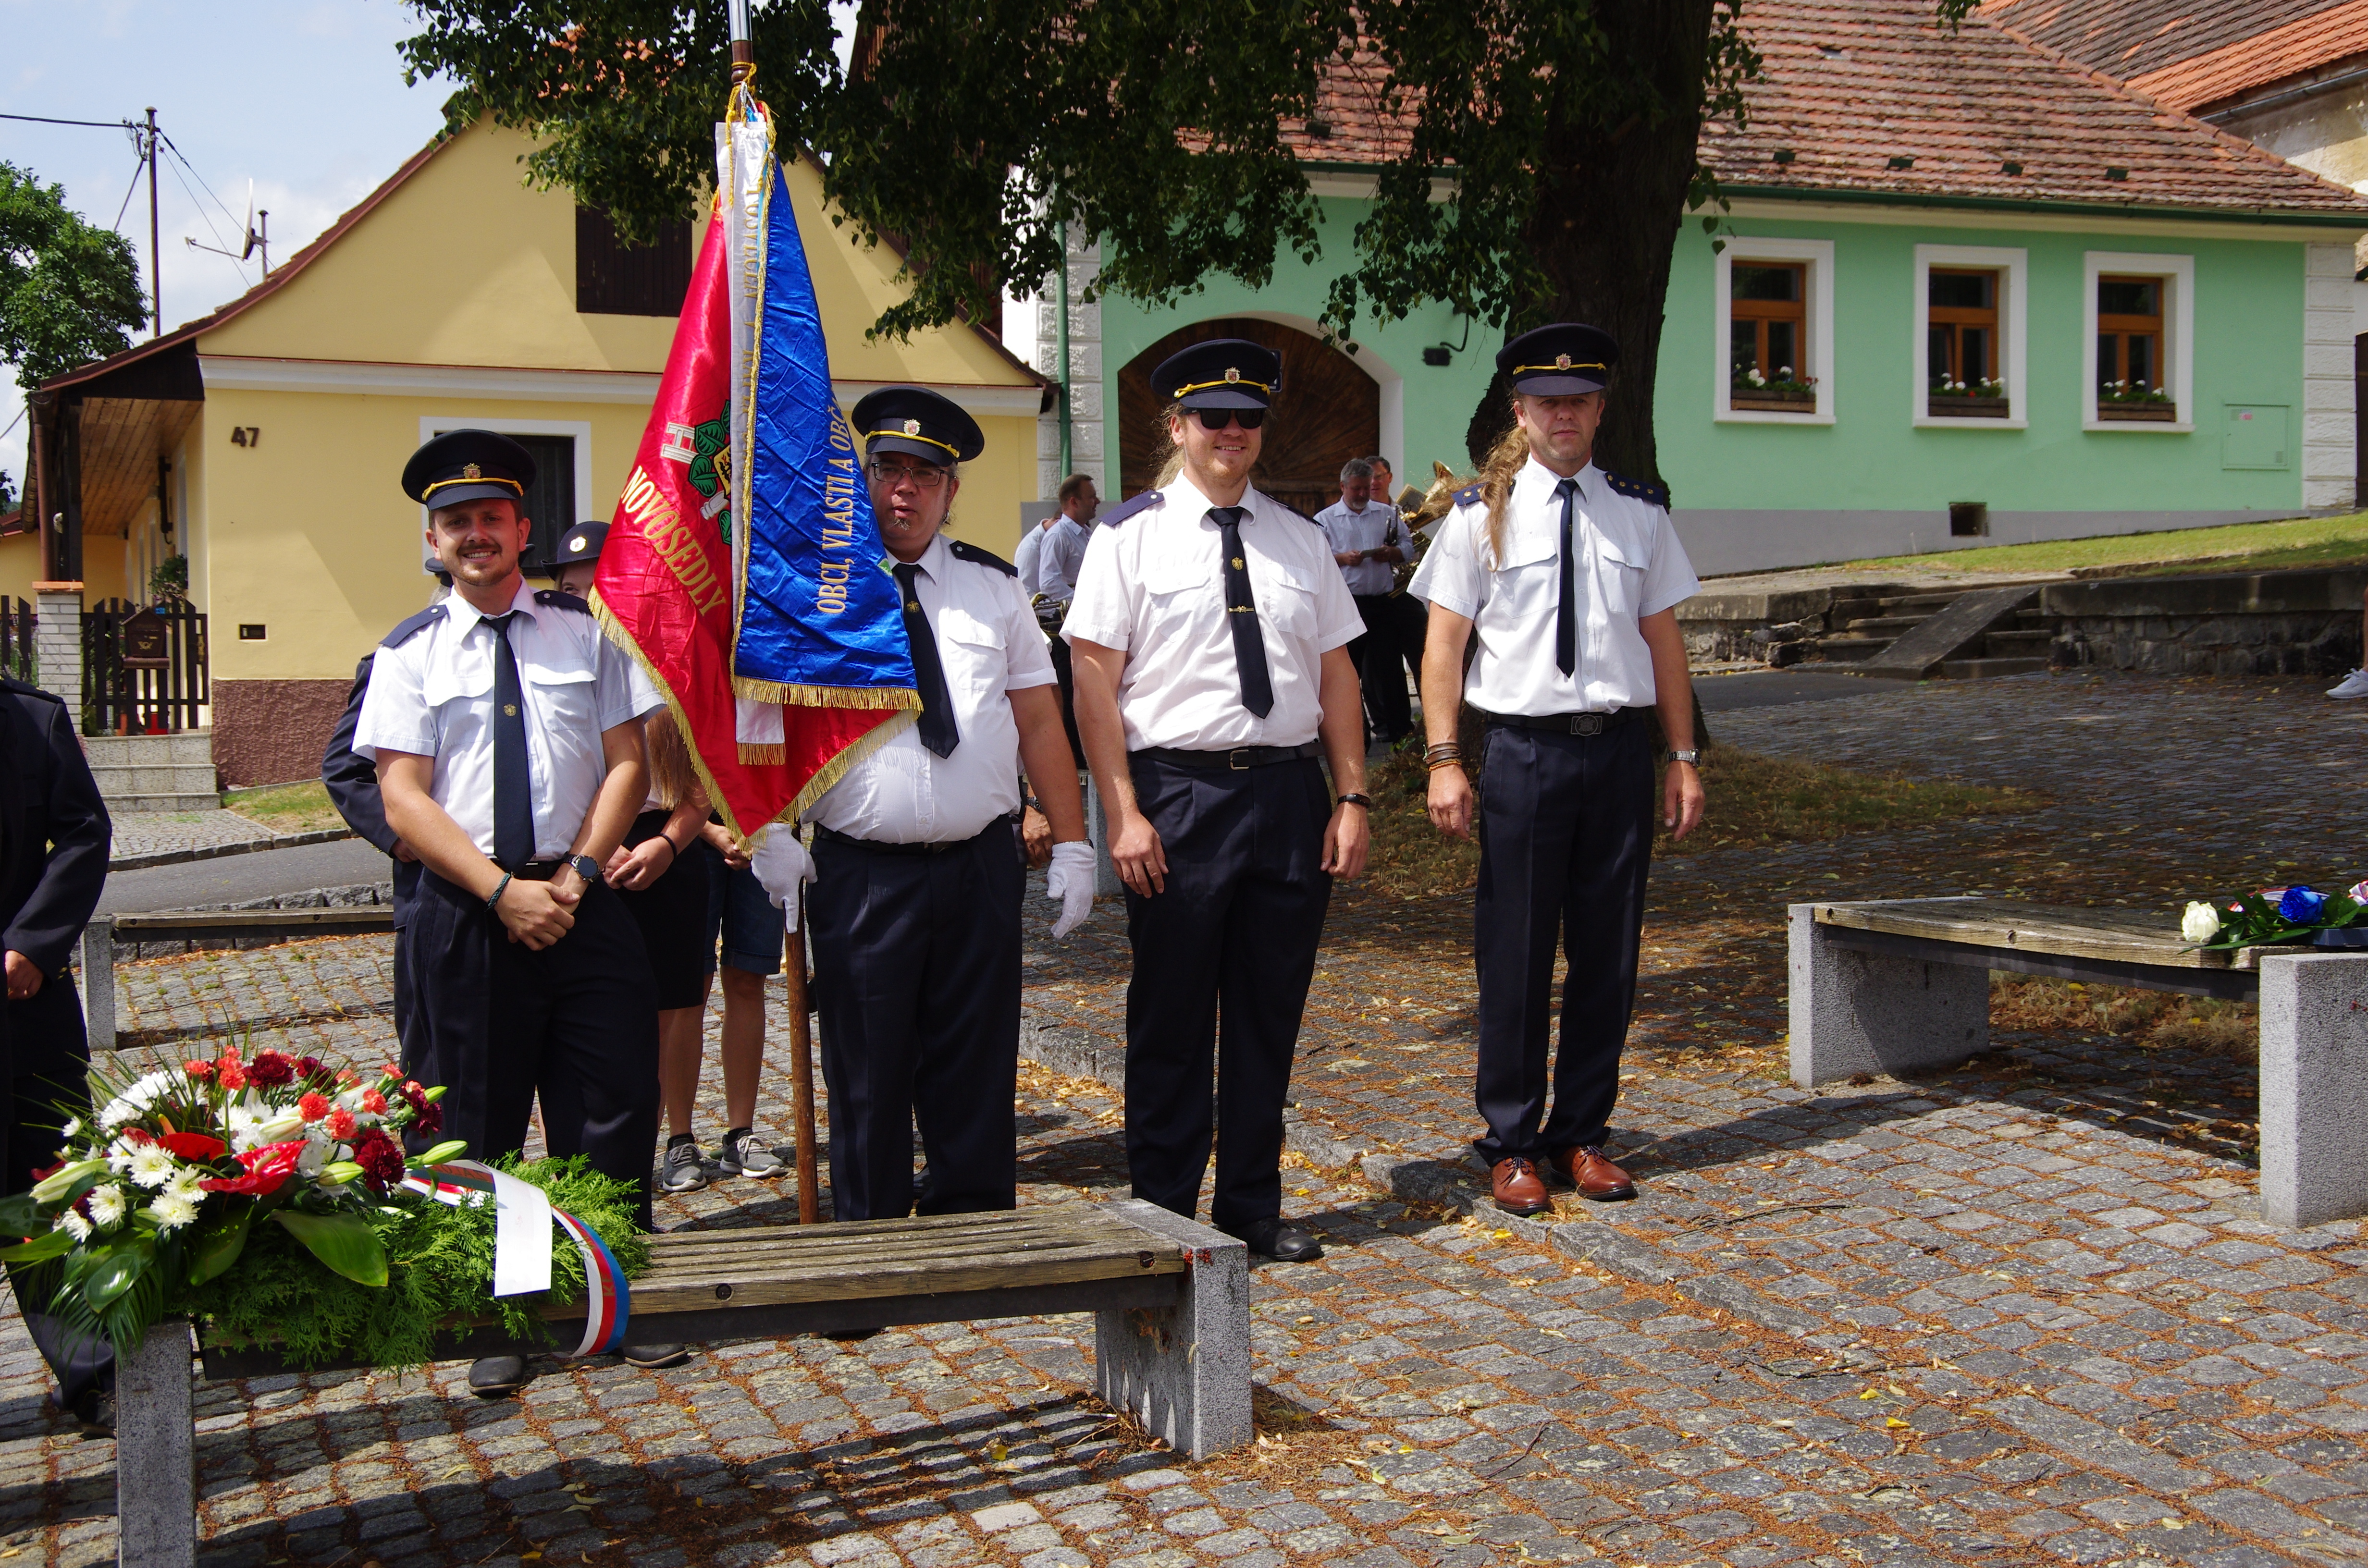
left=2329, top=669, right=2368, bottom=698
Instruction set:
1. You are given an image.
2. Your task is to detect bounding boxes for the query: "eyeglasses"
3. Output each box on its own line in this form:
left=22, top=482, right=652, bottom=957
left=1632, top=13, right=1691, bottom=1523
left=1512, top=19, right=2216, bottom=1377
left=1190, top=407, right=1267, bottom=431
left=868, top=460, right=947, bottom=489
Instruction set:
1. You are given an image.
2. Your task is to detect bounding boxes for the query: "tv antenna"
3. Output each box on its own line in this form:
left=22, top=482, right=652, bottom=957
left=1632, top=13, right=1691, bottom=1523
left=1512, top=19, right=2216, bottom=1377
left=185, top=180, right=269, bottom=278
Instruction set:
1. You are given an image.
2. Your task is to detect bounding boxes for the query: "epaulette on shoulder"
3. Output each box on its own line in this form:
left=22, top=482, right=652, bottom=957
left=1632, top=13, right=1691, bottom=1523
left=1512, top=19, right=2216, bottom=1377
left=1453, top=483, right=1484, bottom=508
left=0, top=676, right=60, bottom=704
left=1602, top=469, right=1670, bottom=510
left=535, top=589, right=592, bottom=613
left=381, top=604, right=446, bottom=649
left=1098, top=490, right=1164, bottom=528
left=948, top=539, right=1016, bottom=576
left=1273, top=500, right=1322, bottom=528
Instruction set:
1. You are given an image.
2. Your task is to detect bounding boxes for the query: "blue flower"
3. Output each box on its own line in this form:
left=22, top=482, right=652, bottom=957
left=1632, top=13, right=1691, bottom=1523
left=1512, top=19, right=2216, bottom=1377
left=2280, top=885, right=2327, bottom=923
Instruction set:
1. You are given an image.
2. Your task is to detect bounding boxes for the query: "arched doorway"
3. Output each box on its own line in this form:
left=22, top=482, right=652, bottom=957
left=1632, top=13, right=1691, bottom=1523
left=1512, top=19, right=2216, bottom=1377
left=1118, top=318, right=1380, bottom=519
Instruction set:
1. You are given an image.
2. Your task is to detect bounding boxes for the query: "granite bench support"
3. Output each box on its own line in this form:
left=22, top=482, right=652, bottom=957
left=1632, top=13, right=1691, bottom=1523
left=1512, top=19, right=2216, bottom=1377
left=79, top=909, right=398, bottom=1050
left=1789, top=899, right=2368, bottom=1228
left=111, top=1200, right=1249, bottom=1568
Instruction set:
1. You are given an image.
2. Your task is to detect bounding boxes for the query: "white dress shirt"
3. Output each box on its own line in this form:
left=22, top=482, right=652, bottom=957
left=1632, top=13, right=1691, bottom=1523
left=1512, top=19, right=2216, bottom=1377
left=355, top=577, right=662, bottom=860
left=1062, top=477, right=1364, bottom=751
left=1038, top=515, right=1093, bottom=604
left=1314, top=499, right=1412, bottom=597
left=1013, top=522, right=1048, bottom=597
left=807, top=532, right=1056, bottom=844
left=1409, top=456, right=1699, bottom=717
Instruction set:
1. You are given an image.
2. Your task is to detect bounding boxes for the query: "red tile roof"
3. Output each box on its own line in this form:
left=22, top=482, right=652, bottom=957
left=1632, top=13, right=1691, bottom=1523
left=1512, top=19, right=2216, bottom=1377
left=2122, top=0, right=2368, bottom=112
left=1292, top=0, right=2367, bottom=219
left=1977, top=0, right=2344, bottom=83
left=1706, top=0, right=2368, bottom=214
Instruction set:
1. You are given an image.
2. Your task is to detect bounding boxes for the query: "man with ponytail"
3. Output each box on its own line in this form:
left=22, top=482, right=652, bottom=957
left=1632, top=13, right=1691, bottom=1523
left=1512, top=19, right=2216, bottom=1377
left=1408, top=325, right=1705, bottom=1217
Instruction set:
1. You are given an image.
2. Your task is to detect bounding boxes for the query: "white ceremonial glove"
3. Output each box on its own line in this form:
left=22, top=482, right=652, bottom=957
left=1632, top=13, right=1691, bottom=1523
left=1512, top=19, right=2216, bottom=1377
left=1045, top=840, right=1095, bottom=939
left=749, top=825, right=817, bottom=930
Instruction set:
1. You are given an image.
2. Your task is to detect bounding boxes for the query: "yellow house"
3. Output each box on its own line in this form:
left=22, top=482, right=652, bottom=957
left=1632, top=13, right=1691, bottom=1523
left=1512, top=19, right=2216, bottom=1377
left=27, top=118, right=1046, bottom=786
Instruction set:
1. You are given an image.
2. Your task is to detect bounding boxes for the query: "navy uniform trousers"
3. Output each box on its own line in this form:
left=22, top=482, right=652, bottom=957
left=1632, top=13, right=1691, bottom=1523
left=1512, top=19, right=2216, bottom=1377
left=1123, top=753, right=1331, bottom=1235
left=1471, top=717, right=1655, bottom=1161
left=401, top=871, right=660, bottom=1227
left=809, top=824, right=1024, bottom=1221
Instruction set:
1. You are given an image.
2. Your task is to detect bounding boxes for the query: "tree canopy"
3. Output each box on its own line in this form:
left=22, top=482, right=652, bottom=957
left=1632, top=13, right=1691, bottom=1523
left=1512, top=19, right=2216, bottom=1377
left=0, top=162, right=147, bottom=391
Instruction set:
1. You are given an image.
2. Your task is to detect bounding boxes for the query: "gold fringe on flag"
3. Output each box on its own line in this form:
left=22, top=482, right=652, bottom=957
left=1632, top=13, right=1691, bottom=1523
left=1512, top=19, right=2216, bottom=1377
left=728, top=675, right=922, bottom=709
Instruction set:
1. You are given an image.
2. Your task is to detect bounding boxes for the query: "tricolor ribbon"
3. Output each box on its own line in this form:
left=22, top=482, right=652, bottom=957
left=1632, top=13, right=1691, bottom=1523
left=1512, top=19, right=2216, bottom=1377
left=401, top=1160, right=631, bottom=1358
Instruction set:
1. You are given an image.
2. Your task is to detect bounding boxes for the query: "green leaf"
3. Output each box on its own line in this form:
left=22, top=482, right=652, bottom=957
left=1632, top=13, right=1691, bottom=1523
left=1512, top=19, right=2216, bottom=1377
left=274, top=1210, right=389, bottom=1288
left=184, top=1203, right=252, bottom=1288
left=0, top=1228, right=74, bottom=1263
left=82, top=1235, right=154, bottom=1309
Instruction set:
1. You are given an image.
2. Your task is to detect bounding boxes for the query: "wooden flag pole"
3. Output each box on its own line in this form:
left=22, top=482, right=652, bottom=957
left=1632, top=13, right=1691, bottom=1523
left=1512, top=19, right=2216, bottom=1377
left=785, top=887, right=820, bottom=1224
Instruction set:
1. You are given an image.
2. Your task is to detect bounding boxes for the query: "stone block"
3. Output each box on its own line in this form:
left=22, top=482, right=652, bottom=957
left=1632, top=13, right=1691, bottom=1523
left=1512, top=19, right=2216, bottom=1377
left=2257, top=952, right=2368, bottom=1228
left=1787, top=904, right=1987, bottom=1086
left=1094, top=1200, right=1251, bottom=1461
left=79, top=917, right=114, bottom=1050
left=116, top=1320, right=196, bottom=1568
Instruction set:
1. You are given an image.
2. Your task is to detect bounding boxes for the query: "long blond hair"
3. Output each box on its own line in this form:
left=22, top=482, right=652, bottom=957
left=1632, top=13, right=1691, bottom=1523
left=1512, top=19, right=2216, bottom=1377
left=645, top=708, right=704, bottom=811
left=1475, top=420, right=1530, bottom=569
left=1152, top=401, right=1187, bottom=490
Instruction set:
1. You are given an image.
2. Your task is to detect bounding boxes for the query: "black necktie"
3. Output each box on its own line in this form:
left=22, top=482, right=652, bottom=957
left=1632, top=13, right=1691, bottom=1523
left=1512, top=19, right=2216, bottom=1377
left=894, top=563, right=959, bottom=757
left=1554, top=477, right=1579, bottom=677
left=1213, top=507, right=1274, bottom=718
left=488, top=611, right=535, bottom=871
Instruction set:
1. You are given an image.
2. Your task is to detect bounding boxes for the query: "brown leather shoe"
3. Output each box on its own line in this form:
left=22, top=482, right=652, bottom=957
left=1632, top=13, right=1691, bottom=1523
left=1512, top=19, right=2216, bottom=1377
left=1543, top=1145, right=1636, bottom=1201
left=1491, top=1157, right=1552, bottom=1215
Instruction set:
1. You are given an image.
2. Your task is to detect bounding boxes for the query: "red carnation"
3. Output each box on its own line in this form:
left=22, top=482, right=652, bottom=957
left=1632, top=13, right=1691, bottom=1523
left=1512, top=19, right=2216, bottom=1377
left=360, top=1089, right=387, bottom=1115
left=182, top=1058, right=214, bottom=1079
left=413, top=1101, right=443, bottom=1136
left=158, top=1131, right=227, bottom=1163
left=350, top=1128, right=406, bottom=1193
left=295, top=1056, right=326, bottom=1083
left=246, top=1052, right=296, bottom=1088
left=297, top=1092, right=331, bottom=1123
left=326, top=1108, right=357, bottom=1140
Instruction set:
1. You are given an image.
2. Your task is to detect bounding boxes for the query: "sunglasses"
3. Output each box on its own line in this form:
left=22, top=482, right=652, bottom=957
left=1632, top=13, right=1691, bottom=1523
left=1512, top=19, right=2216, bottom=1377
left=1190, top=407, right=1267, bottom=431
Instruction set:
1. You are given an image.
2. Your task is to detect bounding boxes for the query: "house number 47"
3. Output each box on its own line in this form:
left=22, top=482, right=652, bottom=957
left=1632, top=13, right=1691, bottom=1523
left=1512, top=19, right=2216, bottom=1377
left=229, top=427, right=261, bottom=447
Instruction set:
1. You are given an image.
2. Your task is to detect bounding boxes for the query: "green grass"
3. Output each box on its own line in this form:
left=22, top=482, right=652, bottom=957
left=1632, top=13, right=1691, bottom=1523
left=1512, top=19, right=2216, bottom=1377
left=1841, top=509, right=2368, bottom=579
left=221, top=779, right=345, bottom=835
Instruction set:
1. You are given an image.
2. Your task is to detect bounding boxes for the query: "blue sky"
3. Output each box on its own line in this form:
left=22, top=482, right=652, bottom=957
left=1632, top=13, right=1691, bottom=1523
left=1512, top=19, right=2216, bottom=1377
left=2, top=0, right=863, bottom=506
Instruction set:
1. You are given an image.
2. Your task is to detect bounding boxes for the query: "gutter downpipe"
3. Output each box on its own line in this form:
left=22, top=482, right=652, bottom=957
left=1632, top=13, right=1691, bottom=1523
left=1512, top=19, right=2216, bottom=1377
left=1055, top=208, right=1073, bottom=482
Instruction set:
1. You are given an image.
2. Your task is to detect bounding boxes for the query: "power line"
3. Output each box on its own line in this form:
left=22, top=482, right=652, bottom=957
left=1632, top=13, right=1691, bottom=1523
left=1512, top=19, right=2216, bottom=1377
left=156, top=132, right=248, bottom=240
left=111, top=146, right=147, bottom=232
left=161, top=153, right=249, bottom=289
left=0, top=111, right=136, bottom=130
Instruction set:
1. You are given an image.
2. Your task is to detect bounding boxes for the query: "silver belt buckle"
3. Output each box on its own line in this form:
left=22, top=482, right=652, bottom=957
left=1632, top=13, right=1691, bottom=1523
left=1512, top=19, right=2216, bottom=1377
left=1570, top=713, right=1604, bottom=736
left=1229, top=747, right=1253, bottom=771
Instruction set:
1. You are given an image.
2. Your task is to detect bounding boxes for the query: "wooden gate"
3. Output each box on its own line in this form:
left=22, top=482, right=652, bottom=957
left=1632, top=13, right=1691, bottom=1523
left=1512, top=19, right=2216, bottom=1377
left=82, top=598, right=208, bottom=735
left=0, top=598, right=33, bottom=685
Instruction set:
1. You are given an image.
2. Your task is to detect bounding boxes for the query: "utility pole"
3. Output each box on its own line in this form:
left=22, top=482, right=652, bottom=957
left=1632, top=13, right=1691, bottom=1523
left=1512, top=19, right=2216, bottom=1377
left=145, top=107, right=160, bottom=338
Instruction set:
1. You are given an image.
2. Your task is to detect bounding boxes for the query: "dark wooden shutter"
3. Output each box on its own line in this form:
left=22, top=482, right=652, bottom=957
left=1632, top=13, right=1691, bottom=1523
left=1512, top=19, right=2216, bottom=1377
left=510, top=435, right=578, bottom=575
left=576, top=206, right=693, bottom=317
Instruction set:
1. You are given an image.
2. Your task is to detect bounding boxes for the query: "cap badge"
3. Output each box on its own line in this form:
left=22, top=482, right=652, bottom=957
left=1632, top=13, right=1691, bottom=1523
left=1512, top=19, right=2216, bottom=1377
left=462, top=462, right=482, bottom=479
left=1554, top=354, right=1572, bottom=369
left=903, top=418, right=922, bottom=436
left=568, top=534, right=586, bottom=552
left=1224, top=367, right=1240, bottom=383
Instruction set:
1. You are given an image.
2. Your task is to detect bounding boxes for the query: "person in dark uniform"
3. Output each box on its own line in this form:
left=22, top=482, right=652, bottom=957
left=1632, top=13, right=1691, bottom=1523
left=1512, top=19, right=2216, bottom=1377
left=0, top=674, right=113, bottom=1426
left=548, top=519, right=609, bottom=600
left=798, top=386, right=1091, bottom=1221
left=355, top=429, right=680, bottom=1396
left=1411, top=323, right=1705, bottom=1216
left=1063, top=340, right=1370, bottom=1263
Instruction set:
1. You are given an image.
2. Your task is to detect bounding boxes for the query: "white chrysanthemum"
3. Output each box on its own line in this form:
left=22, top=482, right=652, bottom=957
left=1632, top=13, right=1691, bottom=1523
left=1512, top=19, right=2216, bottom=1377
left=224, top=1103, right=267, bottom=1152
left=126, top=1144, right=179, bottom=1189
left=163, top=1170, right=209, bottom=1206
left=98, top=1070, right=179, bottom=1130
left=85, top=1185, right=127, bottom=1229
left=52, top=1209, right=91, bottom=1242
left=147, top=1192, right=199, bottom=1231
left=58, top=1116, right=81, bottom=1141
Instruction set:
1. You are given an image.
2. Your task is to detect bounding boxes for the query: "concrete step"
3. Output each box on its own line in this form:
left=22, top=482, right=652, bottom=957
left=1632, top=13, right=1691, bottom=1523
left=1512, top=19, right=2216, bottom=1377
left=1875, top=592, right=1966, bottom=613
left=90, top=763, right=221, bottom=808
left=1981, top=628, right=2054, bottom=652
left=1843, top=615, right=1931, bottom=637
left=85, top=731, right=212, bottom=768
left=1928, top=656, right=2050, bottom=680
left=101, top=793, right=225, bottom=813
left=1811, top=637, right=1888, bottom=662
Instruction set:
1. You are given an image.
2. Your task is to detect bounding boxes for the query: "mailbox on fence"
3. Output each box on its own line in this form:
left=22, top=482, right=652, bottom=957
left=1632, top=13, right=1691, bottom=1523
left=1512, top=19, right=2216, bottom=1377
left=120, top=607, right=171, bottom=670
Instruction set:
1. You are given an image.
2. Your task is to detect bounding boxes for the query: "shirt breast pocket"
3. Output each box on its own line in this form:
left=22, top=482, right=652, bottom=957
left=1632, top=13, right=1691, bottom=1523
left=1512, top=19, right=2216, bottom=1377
left=1591, top=529, right=1649, bottom=618
left=522, top=663, right=600, bottom=735
left=936, top=607, right=1006, bottom=703
left=1253, top=557, right=1321, bottom=642
left=1492, top=531, right=1561, bottom=625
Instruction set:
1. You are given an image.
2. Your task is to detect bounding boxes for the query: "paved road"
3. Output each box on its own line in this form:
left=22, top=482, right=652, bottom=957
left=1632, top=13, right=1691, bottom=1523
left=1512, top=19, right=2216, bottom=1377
left=1694, top=667, right=1888, bottom=712
left=93, top=836, right=392, bottom=916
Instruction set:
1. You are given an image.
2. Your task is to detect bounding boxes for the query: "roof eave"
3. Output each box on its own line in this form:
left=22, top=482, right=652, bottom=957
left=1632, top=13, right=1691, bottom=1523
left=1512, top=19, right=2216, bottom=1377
left=1722, top=181, right=2368, bottom=229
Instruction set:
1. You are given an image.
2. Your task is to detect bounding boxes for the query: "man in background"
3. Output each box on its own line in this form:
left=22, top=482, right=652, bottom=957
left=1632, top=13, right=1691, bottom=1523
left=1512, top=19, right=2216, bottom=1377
left=1316, top=459, right=1417, bottom=747
left=1036, top=473, right=1100, bottom=768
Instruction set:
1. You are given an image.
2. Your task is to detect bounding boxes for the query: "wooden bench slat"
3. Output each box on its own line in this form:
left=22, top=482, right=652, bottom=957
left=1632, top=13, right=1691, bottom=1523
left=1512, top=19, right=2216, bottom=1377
left=627, top=1245, right=1181, bottom=1312
left=1811, top=896, right=2233, bottom=970
left=109, top=909, right=395, bottom=936
left=640, top=1225, right=1168, bottom=1268
left=642, top=1209, right=1152, bottom=1254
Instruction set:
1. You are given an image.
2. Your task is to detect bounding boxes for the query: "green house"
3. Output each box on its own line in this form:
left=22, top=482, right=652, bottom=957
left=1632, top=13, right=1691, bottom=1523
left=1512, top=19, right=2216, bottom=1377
left=1031, top=0, right=2368, bottom=575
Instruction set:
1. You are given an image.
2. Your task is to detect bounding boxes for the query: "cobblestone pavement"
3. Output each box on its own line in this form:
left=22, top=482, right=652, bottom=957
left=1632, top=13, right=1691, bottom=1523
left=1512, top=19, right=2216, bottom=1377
left=5, top=668, right=2367, bottom=1567
left=109, top=808, right=273, bottom=864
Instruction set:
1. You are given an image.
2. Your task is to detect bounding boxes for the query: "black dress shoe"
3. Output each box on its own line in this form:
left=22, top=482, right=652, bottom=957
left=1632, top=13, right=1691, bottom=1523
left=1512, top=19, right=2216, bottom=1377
left=1236, top=1218, right=1324, bottom=1262
left=622, top=1342, right=690, bottom=1370
left=821, top=1327, right=882, bottom=1343
left=468, top=1355, right=527, bottom=1397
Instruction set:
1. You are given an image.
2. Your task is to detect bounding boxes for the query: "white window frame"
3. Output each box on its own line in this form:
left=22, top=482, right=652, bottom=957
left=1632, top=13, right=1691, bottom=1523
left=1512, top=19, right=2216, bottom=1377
left=416, top=416, right=595, bottom=575
left=2081, top=251, right=2195, bottom=434
left=1912, top=244, right=2028, bottom=431
left=1714, top=237, right=1836, bottom=425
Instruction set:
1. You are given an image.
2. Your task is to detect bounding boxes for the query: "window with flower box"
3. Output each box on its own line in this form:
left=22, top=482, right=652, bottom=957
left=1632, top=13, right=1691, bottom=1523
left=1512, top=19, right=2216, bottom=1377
left=1911, top=245, right=2025, bottom=429
left=2081, top=252, right=2192, bottom=432
left=1714, top=238, right=1833, bottom=423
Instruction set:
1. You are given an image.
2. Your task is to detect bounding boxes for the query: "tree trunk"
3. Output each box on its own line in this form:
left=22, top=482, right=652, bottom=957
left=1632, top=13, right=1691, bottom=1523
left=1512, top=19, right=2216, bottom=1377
left=1475, top=1, right=1717, bottom=494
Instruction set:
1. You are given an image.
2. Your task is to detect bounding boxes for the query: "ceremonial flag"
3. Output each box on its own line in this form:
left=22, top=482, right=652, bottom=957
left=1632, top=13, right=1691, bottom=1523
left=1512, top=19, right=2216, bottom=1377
left=593, top=86, right=917, bottom=838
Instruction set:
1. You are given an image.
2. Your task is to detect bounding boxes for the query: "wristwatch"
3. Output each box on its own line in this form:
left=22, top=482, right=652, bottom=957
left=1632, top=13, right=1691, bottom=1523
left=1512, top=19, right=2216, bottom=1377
left=565, top=852, right=604, bottom=884
left=1669, top=749, right=1702, bottom=766
left=1338, top=792, right=1373, bottom=809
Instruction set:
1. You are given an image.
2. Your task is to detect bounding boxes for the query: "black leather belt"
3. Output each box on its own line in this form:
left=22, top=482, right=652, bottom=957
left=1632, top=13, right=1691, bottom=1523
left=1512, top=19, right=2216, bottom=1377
left=814, top=823, right=994, bottom=857
left=1481, top=708, right=1637, bottom=735
left=1135, top=741, right=1322, bottom=771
